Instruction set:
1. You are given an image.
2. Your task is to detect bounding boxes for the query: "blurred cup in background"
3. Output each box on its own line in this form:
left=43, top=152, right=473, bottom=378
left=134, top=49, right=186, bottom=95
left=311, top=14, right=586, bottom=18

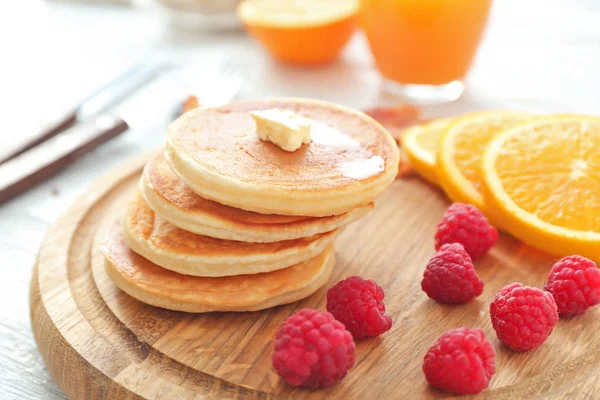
left=361, top=0, right=492, bottom=103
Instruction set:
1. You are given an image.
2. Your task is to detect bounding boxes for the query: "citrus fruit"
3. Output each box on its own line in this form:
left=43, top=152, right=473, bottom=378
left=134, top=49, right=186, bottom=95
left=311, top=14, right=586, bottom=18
left=437, top=111, right=533, bottom=209
left=237, top=0, right=358, bottom=65
left=482, top=115, right=600, bottom=261
left=403, top=118, right=452, bottom=185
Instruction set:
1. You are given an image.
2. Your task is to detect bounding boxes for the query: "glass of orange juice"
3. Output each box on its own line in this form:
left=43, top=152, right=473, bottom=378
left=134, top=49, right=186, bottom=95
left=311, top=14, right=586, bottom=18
left=361, top=0, right=492, bottom=103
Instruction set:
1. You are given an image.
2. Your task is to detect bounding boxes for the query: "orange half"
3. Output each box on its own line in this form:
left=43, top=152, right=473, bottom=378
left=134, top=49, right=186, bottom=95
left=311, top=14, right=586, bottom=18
left=237, top=0, right=358, bottom=64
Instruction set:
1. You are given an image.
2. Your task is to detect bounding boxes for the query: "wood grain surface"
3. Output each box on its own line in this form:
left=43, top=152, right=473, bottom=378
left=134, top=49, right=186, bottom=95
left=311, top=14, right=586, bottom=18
left=29, top=151, right=600, bottom=399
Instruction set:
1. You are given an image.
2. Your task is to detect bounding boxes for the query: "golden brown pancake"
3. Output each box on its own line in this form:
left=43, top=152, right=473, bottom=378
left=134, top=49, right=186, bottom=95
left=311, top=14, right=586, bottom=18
left=102, top=221, right=335, bottom=313
left=166, top=98, right=399, bottom=217
left=141, top=156, right=373, bottom=242
left=122, top=192, right=338, bottom=277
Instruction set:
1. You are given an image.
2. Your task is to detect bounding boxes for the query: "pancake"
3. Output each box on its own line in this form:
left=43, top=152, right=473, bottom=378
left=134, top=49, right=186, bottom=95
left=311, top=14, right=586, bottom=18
left=141, top=156, right=373, bottom=242
left=122, top=192, right=338, bottom=277
left=102, top=222, right=335, bottom=313
left=165, top=98, right=399, bottom=217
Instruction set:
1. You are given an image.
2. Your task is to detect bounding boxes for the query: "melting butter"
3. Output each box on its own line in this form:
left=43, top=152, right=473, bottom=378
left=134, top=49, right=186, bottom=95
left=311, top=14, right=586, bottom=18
left=340, top=156, right=385, bottom=180
left=307, top=120, right=383, bottom=180
left=251, top=109, right=385, bottom=180
left=310, top=121, right=360, bottom=149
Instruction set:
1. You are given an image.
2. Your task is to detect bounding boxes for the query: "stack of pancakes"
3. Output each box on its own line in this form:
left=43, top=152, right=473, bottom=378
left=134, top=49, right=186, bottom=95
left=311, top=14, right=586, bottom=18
left=102, top=98, right=399, bottom=313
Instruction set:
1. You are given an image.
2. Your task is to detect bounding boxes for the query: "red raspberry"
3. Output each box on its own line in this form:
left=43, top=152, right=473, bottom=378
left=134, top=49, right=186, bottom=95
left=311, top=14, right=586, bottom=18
left=490, top=283, right=558, bottom=352
left=423, top=328, right=496, bottom=395
left=435, top=203, right=499, bottom=260
left=272, top=309, right=355, bottom=388
left=421, top=243, right=484, bottom=303
left=544, top=255, right=600, bottom=318
left=326, top=276, right=392, bottom=339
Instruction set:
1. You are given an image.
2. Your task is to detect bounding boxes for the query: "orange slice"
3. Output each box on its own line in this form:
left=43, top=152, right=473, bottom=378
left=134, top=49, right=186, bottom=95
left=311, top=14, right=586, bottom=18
left=482, top=115, right=600, bottom=261
left=403, top=118, right=452, bottom=185
left=237, top=0, right=358, bottom=65
left=437, top=111, right=533, bottom=209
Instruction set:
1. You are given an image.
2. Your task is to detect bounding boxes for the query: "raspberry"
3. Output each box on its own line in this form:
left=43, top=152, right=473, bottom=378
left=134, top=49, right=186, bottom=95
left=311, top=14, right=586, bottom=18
left=326, top=276, right=392, bottom=339
left=435, top=203, right=498, bottom=260
left=423, top=328, right=496, bottom=395
left=272, top=309, right=355, bottom=388
left=544, top=255, right=600, bottom=318
left=421, top=243, right=484, bottom=303
left=490, top=283, right=558, bottom=352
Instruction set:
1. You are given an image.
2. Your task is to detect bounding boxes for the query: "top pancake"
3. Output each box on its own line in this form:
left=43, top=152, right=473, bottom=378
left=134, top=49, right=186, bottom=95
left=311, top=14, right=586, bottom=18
left=166, top=98, right=399, bottom=217
left=141, top=156, right=373, bottom=242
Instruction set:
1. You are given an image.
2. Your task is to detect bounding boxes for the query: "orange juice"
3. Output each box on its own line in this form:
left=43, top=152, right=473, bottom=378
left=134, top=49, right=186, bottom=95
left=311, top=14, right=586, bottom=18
left=361, top=0, right=492, bottom=85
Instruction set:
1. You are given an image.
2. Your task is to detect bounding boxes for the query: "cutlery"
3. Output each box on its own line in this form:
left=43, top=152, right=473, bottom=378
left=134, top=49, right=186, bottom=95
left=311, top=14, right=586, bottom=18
left=0, top=61, right=167, bottom=164
left=0, top=54, right=252, bottom=204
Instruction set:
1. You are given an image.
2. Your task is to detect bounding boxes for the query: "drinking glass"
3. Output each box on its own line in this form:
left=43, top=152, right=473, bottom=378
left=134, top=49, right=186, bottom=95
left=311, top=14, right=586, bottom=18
left=361, top=0, right=492, bottom=103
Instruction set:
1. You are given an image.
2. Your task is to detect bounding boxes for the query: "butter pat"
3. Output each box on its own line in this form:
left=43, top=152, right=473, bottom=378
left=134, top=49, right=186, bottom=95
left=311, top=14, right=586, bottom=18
left=250, top=109, right=312, bottom=152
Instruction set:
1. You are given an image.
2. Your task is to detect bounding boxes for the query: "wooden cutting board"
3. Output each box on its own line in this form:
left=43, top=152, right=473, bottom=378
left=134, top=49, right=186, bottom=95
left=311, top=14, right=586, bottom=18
left=30, top=151, right=600, bottom=399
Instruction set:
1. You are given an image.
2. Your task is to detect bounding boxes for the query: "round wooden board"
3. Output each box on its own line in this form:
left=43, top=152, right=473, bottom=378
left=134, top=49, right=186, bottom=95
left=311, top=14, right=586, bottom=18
left=30, top=151, right=600, bottom=400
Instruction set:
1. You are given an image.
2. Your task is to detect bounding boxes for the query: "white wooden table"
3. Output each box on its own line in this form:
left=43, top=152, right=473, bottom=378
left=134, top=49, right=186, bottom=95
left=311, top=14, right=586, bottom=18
left=1, top=0, right=599, bottom=398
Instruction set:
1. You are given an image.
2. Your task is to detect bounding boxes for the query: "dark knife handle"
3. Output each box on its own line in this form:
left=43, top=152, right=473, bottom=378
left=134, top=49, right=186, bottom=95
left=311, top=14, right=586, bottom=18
left=0, top=110, right=79, bottom=164
left=0, top=115, right=129, bottom=204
